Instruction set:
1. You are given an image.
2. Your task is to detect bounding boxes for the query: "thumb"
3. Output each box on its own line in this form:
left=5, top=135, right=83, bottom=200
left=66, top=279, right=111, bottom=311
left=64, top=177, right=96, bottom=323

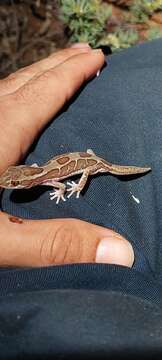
left=1, top=213, right=134, bottom=268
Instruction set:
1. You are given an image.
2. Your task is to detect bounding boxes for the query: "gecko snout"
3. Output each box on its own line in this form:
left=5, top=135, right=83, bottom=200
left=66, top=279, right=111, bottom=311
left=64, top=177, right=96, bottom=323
left=0, top=173, right=16, bottom=188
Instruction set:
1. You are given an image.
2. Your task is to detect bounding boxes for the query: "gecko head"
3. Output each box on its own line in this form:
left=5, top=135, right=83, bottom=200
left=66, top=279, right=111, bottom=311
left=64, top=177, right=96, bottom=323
left=0, top=166, right=23, bottom=189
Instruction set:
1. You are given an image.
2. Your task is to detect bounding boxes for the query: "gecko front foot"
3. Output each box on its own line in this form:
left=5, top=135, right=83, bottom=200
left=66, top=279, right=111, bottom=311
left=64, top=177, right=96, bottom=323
left=66, top=181, right=82, bottom=199
left=49, top=188, right=66, bottom=204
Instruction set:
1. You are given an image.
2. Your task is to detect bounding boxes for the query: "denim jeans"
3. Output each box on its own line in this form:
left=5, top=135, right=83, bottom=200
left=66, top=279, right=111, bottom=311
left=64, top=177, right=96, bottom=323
left=1, top=39, right=162, bottom=358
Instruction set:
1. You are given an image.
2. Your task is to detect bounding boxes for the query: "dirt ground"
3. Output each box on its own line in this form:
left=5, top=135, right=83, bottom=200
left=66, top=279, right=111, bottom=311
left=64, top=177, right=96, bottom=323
left=0, top=1, right=68, bottom=78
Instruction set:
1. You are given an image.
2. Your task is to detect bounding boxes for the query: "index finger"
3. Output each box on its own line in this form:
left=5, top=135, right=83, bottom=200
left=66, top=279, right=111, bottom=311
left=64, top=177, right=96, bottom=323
left=0, top=47, right=92, bottom=96
left=2, top=49, right=105, bottom=155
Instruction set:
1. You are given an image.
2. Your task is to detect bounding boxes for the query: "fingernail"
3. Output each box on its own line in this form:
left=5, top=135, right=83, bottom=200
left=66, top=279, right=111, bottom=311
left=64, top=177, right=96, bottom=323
left=96, top=238, right=115, bottom=263
left=95, top=237, right=134, bottom=267
left=92, top=49, right=103, bottom=54
left=71, top=42, right=91, bottom=49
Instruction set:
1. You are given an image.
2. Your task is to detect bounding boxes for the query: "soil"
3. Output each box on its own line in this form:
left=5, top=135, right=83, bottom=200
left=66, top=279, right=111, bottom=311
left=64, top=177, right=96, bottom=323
left=0, top=0, right=68, bottom=78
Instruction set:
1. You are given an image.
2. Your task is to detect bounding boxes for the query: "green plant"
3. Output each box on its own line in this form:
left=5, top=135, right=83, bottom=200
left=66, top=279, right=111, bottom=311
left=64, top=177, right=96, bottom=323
left=100, top=28, right=139, bottom=51
left=59, top=0, right=162, bottom=53
left=130, top=0, right=162, bottom=23
left=147, top=26, right=162, bottom=40
left=59, top=0, right=112, bottom=47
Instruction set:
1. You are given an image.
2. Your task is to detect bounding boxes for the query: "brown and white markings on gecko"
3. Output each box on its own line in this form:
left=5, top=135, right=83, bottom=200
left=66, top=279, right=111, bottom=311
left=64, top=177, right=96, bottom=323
left=0, top=149, right=151, bottom=204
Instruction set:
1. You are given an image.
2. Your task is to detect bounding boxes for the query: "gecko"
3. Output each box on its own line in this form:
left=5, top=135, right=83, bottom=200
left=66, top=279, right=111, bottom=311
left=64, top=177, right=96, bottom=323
left=0, top=149, right=151, bottom=204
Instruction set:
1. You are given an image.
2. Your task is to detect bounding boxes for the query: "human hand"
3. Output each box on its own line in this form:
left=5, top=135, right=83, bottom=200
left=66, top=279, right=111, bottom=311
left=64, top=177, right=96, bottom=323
left=0, top=44, right=134, bottom=267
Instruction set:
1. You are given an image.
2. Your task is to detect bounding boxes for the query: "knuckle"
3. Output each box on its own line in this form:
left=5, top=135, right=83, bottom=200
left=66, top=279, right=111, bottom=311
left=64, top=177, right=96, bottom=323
left=4, top=73, right=17, bottom=83
left=0, top=68, right=35, bottom=96
left=13, top=80, right=43, bottom=104
left=12, top=87, right=29, bottom=104
left=40, top=224, right=81, bottom=265
left=16, top=65, right=35, bottom=75
left=0, top=74, right=18, bottom=94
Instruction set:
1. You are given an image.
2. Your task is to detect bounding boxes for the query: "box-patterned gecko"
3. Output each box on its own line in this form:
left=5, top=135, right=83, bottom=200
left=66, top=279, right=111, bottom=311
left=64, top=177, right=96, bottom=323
left=0, top=149, right=151, bottom=204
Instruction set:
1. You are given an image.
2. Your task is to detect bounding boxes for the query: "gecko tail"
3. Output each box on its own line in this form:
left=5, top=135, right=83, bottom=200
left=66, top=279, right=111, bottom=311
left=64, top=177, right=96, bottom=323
left=108, top=164, right=151, bottom=176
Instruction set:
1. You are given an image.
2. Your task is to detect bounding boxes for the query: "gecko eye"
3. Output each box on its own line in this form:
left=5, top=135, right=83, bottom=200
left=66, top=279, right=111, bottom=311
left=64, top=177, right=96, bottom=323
left=11, top=180, right=20, bottom=187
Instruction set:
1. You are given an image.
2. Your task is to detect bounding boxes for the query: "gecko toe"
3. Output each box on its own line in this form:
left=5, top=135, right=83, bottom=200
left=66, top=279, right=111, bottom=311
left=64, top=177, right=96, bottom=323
left=49, top=189, right=66, bottom=204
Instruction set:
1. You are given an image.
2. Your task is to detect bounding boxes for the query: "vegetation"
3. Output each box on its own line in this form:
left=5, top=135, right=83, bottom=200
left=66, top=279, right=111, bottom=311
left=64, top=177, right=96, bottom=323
left=59, top=0, right=162, bottom=51
left=1, top=0, right=162, bottom=77
left=130, top=0, right=162, bottom=23
left=99, top=28, right=139, bottom=51
left=59, top=0, right=112, bottom=47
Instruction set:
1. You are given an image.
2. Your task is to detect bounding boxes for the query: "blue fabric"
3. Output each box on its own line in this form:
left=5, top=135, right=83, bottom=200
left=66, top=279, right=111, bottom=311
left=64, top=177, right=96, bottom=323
left=2, top=39, right=160, bottom=276
left=132, top=244, right=152, bottom=273
left=1, top=38, right=162, bottom=357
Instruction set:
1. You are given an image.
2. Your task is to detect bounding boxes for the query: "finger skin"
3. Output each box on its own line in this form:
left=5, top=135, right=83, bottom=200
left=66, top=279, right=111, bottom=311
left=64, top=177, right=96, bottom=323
left=0, top=47, right=93, bottom=96
left=0, top=212, right=134, bottom=268
left=0, top=48, right=133, bottom=270
left=0, top=49, right=105, bottom=173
